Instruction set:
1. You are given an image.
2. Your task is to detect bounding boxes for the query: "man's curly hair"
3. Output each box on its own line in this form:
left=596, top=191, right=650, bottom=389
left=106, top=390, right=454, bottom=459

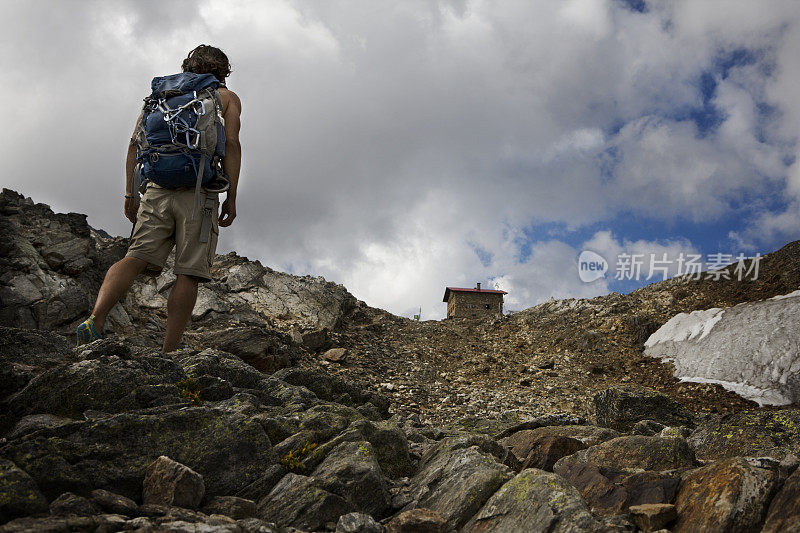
left=182, top=45, right=232, bottom=82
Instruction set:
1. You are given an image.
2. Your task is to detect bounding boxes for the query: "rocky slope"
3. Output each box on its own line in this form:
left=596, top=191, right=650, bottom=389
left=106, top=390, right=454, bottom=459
left=1, top=187, right=799, bottom=532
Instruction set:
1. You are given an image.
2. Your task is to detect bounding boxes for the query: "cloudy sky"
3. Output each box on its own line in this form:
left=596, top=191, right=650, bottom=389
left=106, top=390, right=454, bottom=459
left=2, top=0, right=799, bottom=319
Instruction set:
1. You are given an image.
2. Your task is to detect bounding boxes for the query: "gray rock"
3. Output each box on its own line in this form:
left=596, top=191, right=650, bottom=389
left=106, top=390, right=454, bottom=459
left=405, top=443, right=512, bottom=530
left=203, top=496, right=257, bottom=520
left=632, top=420, right=666, bottom=436
left=90, top=488, right=138, bottom=516
left=0, top=458, right=48, bottom=523
left=0, top=191, right=107, bottom=332
left=347, top=419, right=414, bottom=479
left=0, top=514, right=128, bottom=532
left=336, top=512, right=383, bottom=533
left=3, top=342, right=185, bottom=427
left=593, top=386, right=695, bottom=431
left=236, top=464, right=287, bottom=502
left=0, top=327, right=73, bottom=409
left=1, top=406, right=274, bottom=501
left=505, top=424, right=620, bottom=447
left=272, top=367, right=389, bottom=415
left=688, top=409, right=800, bottom=461
left=311, top=441, right=391, bottom=518
left=143, top=456, right=206, bottom=510
left=256, top=473, right=350, bottom=531
left=49, top=491, right=99, bottom=517
left=174, top=349, right=266, bottom=389
left=192, top=327, right=298, bottom=373
left=493, top=413, right=588, bottom=439
left=673, top=457, right=779, bottom=532
left=291, top=327, right=331, bottom=352
left=6, top=413, right=76, bottom=440
left=236, top=518, right=284, bottom=532
left=462, top=468, right=600, bottom=532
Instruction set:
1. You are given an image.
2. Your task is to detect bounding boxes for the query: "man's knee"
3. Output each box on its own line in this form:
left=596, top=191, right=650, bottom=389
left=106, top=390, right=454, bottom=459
left=121, top=256, right=149, bottom=272
left=175, top=274, right=201, bottom=287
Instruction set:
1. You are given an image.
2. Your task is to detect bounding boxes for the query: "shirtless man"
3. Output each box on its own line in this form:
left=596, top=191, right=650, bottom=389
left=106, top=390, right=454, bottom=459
left=77, top=45, right=242, bottom=352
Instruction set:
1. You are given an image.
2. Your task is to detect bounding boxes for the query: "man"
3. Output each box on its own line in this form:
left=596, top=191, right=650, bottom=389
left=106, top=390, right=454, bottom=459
left=77, top=45, right=242, bottom=352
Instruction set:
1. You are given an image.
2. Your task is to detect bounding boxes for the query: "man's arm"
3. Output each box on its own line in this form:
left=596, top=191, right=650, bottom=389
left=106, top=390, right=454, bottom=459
left=124, top=114, right=143, bottom=223
left=219, top=90, right=242, bottom=227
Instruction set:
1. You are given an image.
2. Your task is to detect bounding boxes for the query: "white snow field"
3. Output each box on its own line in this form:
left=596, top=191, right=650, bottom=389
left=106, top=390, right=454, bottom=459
left=644, top=290, right=800, bottom=406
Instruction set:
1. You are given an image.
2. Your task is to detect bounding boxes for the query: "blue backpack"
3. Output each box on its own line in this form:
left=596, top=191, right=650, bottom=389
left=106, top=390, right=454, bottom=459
left=134, top=72, right=227, bottom=192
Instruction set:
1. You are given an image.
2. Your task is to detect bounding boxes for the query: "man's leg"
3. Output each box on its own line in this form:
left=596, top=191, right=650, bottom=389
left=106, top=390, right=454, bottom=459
left=92, top=256, right=149, bottom=333
left=162, top=274, right=200, bottom=353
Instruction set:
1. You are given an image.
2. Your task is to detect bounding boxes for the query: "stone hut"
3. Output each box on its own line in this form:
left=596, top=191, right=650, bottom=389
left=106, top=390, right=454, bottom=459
left=443, top=283, right=507, bottom=319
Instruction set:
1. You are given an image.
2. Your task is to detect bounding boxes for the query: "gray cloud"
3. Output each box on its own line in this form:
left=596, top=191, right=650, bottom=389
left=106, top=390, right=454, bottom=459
left=2, top=0, right=798, bottom=319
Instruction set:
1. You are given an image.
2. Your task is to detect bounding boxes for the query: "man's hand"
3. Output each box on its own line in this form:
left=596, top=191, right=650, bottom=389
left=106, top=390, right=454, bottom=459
left=124, top=196, right=139, bottom=223
left=219, top=198, right=236, bottom=227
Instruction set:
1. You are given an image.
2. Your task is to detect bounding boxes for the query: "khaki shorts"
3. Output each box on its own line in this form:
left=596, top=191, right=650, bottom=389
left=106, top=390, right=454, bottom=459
left=126, top=184, right=219, bottom=282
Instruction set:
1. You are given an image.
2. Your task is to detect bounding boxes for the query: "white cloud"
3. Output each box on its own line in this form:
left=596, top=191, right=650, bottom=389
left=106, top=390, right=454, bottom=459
left=1, top=0, right=798, bottom=318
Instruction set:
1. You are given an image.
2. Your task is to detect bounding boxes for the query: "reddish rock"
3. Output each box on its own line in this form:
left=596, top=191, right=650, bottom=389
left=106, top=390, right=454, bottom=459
left=142, top=456, right=205, bottom=510
left=520, top=436, right=587, bottom=472
left=558, top=463, right=680, bottom=516
left=324, top=348, right=348, bottom=363
left=762, top=465, right=800, bottom=533
left=628, top=503, right=677, bottom=532
left=386, top=508, right=446, bottom=533
left=673, top=457, right=778, bottom=533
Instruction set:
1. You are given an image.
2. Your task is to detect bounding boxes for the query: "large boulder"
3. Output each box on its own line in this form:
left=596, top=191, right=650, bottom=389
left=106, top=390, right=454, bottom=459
left=311, top=441, right=391, bottom=518
left=462, top=468, right=600, bottom=533
left=143, top=456, right=206, bottom=510
left=173, top=348, right=266, bottom=389
left=272, top=367, right=389, bottom=415
left=0, top=406, right=275, bottom=501
left=217, top=255, right=360, bottom=330
left=0, top=190, right=103, bottom=331
left=503, top=424, right=620, bottom=447
left=0, top=327, right=73, bottom=402
left=553, top=436, right=695, bottom=515
left=0, top=458, right=48, bottom=523
left=501, top=430, right=587, bottom=469
left=688, top=409, right=800, bottom=461
left=593, top=386, right=695, bottom=431
left=403, top=440, right=513, bottom=530
left=2, top=341, right=185, bottom=429
left=385, top=509, right=446, bottom=533
left=256, top=473, right=350, bottom=531
left=190, top=326, right=298, bottom=373
left=645, top=292, right=800, bottom=406
left=673, top=457, right=779, bottom=532
left=553, top=435, right=697, bottom=473
left=762, top=464, right=800, bottom=533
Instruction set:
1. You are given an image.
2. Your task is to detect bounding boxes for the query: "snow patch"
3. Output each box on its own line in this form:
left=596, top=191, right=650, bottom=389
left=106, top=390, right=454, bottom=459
left=645, top=290, right=800, bottom=406
left=643, top=308, right=724, bottom=347
left=769, top=289, right=800, bottom=301
left=677, top=377, right=793, bottom=407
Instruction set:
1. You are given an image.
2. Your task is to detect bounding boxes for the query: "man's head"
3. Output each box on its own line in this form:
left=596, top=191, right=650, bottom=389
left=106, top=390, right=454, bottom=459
left=182, top=45, right=231, bottom=82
